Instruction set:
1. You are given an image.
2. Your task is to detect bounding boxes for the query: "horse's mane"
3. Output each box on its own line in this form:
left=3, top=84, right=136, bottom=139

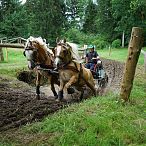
left=66, top=42, right=81, bottom=61
left=26, top=36, right=53, bottom=55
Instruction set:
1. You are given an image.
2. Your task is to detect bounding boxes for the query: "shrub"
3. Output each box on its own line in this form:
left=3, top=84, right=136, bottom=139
left=92, top=37, right=109, bottom=49
left=64, top=28, right=109, bottom=49
left=112, top=39, right=121, bottom=48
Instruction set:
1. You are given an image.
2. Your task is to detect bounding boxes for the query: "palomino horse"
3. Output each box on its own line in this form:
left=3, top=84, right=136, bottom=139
left=54, top=39, right=97, bottom=101
left=23, top=36, right=59, bottom=99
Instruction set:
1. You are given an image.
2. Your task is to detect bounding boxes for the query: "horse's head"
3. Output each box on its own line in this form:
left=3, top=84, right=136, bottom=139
left=54, top=39, right=72, bottom=68
left=23, top=37, right=50, bottom=70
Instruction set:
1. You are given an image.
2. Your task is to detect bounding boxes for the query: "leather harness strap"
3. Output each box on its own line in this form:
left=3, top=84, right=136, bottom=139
left=59, top=61, right=83, bottom=84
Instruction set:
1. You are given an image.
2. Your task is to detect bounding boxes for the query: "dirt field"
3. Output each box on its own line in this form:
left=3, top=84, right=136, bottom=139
left=0, top=59, right=124, bottom=131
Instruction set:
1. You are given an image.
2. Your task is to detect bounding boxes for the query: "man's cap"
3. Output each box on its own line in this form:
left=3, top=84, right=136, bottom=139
left=88, top=45, right=94, bottom=49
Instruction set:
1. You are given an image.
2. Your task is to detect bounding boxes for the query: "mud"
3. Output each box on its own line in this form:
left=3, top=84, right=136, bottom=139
left=0, top=59, right=124, bottom=131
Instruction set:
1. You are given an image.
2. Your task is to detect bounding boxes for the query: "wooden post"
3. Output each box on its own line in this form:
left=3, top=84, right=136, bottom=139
left=122, top=31, right=125, bottom=48
left=120, top=27, right=143, bottom=102
left=0, top=47, right=4, bottom=61
left=109, top=45, right=111, bottom=56
left=5, top=48, right=8, bottom=61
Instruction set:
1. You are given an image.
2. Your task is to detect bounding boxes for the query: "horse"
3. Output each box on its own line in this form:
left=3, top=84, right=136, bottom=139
left=54, top=39, right=97, bottom=101
left=23, top=36, right=59, bottom=99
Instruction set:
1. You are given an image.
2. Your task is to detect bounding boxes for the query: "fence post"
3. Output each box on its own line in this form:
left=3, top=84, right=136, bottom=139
left=120, top=27, right=143, bottom=102
left=0, top=47, right=4, bottom=61
left=109, top=45, right=111, bottom=56
left=5, top=48, right=8, bottom=61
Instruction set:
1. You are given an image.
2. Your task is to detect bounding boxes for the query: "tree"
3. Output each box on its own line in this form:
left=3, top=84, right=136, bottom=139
left=24, top=0, right=66, bottom=45
left=83, top=0, right=98, bottom=34
left=64, top=0, right=89, bottom=29
left=111, top=0, right=146, bottom=46
left=95, top=0, right=116, bottom=42
left=0, top=0, right=28, bottom=38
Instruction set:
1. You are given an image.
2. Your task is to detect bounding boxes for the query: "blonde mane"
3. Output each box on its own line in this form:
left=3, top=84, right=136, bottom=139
left=25, top=36, right=53, bottom=55
left=66, top=42, right=81, bottom=61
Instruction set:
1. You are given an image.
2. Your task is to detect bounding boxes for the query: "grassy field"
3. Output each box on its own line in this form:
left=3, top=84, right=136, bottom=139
left=97, top=47, right=146, bottom=65
left=0, top=47, right=146, bottom=146
left=0, top=48, right=27, bottom=77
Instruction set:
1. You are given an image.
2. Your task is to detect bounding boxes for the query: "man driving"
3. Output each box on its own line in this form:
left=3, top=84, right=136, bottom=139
left=85, top=45, right=99, bottom=71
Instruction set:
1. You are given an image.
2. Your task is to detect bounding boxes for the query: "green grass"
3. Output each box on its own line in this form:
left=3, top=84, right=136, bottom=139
left=1, top=86, right=145, bottom=146
left=97, top=47, right=146, bottom=65
left=0, top=47, right=146, bottom=146
left=0, top=48, right=27, bottom=77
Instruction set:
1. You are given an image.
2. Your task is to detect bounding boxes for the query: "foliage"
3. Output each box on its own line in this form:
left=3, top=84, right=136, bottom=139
left=24, top=0, right=66, bottom=45
left=83, top=0, right=98, bottom=33
left=92, top=37, right=109, bottom=49
left=112, top=39, right=121, bottom=48
left=0, top=0, right=27, bottom=37
left=0, top=0, right=146, bottom=46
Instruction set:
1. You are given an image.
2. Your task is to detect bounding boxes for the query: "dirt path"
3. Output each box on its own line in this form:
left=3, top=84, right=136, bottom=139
left=0, top=59, right=124, bottom=131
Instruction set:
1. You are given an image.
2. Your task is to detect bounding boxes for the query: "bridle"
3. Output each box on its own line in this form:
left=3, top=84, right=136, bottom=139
left=23, top=44, right=38, bottom=62
left=55, top=42, right=72, bottom=62
left=24, top=41, right=54, bottom=70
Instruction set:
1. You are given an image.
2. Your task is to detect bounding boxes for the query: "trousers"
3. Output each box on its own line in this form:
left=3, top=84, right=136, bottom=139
left=85, top=63, right=95, bottom=71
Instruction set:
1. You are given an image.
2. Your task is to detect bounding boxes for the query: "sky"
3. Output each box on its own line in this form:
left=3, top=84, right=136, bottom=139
left=21, top=0, right=26, bottom=4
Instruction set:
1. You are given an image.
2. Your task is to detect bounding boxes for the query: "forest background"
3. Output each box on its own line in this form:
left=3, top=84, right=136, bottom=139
left=0, top=0, right=146, bottom=48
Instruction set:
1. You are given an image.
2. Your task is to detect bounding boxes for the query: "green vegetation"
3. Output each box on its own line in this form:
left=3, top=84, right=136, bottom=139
left=0, top=0, right=146, bottom=46
left=98, top=47, right=146, bottom=65
left=0, top=48, right=27, bottom=77
left=0, top=0, right=145, bottom=144
left=0, top=48, right=146, bottom=145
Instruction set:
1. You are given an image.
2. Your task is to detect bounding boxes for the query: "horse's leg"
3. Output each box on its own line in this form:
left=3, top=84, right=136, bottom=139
left=86, top=81, right=97, bottom=96
left=36, top=72, right=42, bottom=100
left=78, top=87, right=84, bottom=101
left=57, top=80, right=64, bottom=101
left=63, top=76, right=78, bottom=100
left=50, top=77, right=58, bottom=99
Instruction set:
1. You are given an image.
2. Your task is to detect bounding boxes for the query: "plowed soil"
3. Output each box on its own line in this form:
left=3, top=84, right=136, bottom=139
left=0, top=59, right=124, bottom=131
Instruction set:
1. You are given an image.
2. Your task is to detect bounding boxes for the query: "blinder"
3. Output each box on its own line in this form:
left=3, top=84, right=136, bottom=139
left=23, top=42, right=39, bottom=69
left=56, top=43, right=71, bottom=57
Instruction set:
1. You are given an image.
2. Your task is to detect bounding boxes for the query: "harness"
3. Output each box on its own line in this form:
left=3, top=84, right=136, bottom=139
left=58, top=61, right=83, bottom=85
left=24, top=46, right=56, bottom=74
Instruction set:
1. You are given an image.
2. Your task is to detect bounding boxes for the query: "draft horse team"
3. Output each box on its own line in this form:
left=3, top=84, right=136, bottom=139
left=23, top=36, right=108, bottom=101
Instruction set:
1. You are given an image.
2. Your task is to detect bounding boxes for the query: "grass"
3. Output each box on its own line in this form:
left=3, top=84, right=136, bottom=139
left=0, top=48, right=27, bottom=77
left=0, top=47, right=146, bottom=146
left=97, top=47, right=146, bottom=65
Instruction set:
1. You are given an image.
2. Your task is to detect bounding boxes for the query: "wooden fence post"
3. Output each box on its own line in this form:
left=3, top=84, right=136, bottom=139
left=0, top=47, right=4, bottom=61
left=5, top=48, right=8, bottom=61
left=109, top=45, right=111, bottom=56
left=120, top=27, right=143, bottom=102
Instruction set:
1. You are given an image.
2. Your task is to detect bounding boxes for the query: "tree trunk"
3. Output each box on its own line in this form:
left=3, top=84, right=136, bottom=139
left=122, top=31, right=125, bottom=48
left=120, top=27, right=143, bottom=102
left=0, top=47, right=4, bottom=61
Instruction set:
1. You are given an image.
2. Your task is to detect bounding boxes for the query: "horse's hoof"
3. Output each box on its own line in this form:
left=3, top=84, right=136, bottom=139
left=55, top=98, right=60, bottom=102
left=61, top=98, right=67, bottom=102
left=36, top=95, right=40, bottom=100
left=54, top=96, right=58, bottom=99
left=67, top=87, right=75, bottom=94
left=55, top=98, right=66, bottom=102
